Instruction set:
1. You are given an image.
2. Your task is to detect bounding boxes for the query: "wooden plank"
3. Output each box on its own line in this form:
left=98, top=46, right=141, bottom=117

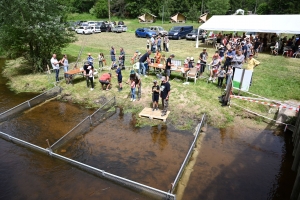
left=139, top=107, right=170, bottom=122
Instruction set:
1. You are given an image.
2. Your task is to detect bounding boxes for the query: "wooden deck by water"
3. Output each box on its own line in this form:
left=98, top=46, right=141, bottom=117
left=139, top=108, right=170, bottom=122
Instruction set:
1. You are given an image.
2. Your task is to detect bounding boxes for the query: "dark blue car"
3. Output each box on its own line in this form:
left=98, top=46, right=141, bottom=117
left=135, top=28, right=156, bottom=38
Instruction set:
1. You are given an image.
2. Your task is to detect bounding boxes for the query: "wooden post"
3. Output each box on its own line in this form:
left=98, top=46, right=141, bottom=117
left=222, top=78, right=232, bottom=106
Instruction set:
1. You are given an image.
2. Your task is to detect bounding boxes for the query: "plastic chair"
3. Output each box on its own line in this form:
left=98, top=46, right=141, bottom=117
left=186, top=68, right=198, bottom=84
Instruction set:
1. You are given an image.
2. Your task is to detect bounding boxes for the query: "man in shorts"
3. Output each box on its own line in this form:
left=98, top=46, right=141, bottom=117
left=165, top=54, right=175, bottom=81
left=99, top=73, right=112, bottom=90
left=152, top=80, right=160, bottom=111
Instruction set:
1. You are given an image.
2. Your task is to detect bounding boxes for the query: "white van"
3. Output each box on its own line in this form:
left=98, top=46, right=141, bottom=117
left=91, top=26, right=101, bottom=33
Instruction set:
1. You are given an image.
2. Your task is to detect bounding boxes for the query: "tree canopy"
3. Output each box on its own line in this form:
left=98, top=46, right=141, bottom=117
left=57, top=0, right=300, bottom=19
left=0, top=0, right=76, bottom=72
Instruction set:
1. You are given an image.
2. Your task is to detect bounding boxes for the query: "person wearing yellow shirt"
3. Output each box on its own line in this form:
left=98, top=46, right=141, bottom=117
left=244, top=53, right=260, bottom=86
left=245, top=54, right=260, bottom=71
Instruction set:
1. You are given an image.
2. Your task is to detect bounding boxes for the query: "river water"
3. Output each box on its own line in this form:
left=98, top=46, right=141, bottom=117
left=0, top=58, right=296, bottom=200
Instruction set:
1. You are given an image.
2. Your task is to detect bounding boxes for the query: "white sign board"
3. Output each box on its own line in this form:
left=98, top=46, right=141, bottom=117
left=233, top=68, right=252, bottom=91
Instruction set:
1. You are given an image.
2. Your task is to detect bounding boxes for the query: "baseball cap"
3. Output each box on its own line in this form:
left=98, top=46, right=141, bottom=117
left=161, top=76, right=166, bottom=81
left=130, top=70, right=135, bottom=74
left=153, top=80, right=157, bottom=83
left=136, top=50, right=139, bottom=53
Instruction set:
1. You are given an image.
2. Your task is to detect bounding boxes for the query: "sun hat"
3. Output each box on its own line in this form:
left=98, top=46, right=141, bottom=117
left=190, top=57, right=194, bottom=60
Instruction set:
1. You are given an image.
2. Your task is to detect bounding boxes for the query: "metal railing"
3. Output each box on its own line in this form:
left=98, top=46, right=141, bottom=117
left=50, top=97, right=116, bottom=152
left=0, top=86, right=61, bottom=123
left=170, top=114, right=206, bottom=193
left=0, top=130, right=175, bottom=200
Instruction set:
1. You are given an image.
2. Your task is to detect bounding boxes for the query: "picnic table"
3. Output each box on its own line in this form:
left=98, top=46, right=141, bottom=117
left=148, top=63, right=190, bottom=77
left=65, top=68, right=84, bottom=84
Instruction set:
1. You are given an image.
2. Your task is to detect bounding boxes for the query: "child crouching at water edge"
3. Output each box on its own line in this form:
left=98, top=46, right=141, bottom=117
left=130, top=79, right=136, bottom=102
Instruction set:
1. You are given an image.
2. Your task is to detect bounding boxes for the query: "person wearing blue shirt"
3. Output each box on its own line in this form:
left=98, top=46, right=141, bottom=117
left=116, top=65, right=122, bottom=91
left=139, top=50, right=151, bottom=76
left=157, top=37, right=162, bottom=52
left=87, top=53, right=94, bottom=67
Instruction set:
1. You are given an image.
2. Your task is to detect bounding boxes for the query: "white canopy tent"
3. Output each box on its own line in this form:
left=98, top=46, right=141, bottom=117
left=196, top=15, right=300, bottom=48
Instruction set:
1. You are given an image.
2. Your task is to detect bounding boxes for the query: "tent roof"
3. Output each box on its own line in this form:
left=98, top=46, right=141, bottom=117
left=138, top=12, right=157, bottom=20
left=199, top=15, right=300, bottom=34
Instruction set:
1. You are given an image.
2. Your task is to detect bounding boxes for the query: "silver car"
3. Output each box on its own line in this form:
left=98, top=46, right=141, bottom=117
left=112, top=25, right=127, bottom=33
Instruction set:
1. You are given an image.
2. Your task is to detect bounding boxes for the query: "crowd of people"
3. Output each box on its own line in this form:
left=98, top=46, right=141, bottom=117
left=50, top=32, right=272, bottom=116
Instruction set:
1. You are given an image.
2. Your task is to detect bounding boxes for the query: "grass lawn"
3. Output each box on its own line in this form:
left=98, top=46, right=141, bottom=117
left=3, top=16, right=300, bottom=129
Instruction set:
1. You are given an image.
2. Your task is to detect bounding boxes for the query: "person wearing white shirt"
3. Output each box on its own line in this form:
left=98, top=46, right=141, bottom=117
left=50, top=54, right=60, bottom=82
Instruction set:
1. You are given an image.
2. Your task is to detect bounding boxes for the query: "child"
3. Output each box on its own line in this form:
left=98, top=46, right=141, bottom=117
left=217, top=66, right=226, bottom=88
left=130, top=78, right=136, bottom=102
left=116, top=65, right=122, bottom=91
left=87, top=66, right=94, bottom=91
left=152, top=80, right=160, bottom=111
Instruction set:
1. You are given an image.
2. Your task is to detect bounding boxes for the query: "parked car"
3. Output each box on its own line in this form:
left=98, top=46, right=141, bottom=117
left=112, top=25, right=124, bottom=33
left=75, top=26, right=93, bottom=34
left=100, top=24, right=112, bottom=32
left=118, top=21, right=124, bottom=25
left=149, top=26, right=168, bottom=36
left=186, top=29, right=204, bottom=41
left=67, top=21, right=76, bottom=31
left=168, top=26, right=193, bottom=40
left=135, top=28, right=157, bottom=38
left=87, top=21, right=96, bottom=27
left=91, top=26, right=101, bottom=33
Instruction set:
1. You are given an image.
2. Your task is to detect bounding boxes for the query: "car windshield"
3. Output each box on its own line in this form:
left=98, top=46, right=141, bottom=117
left=144, top=28, right=151, bottom=31
left=170, top=27, right=180, bottom=31
left=191, top=29, right=197, bottom=33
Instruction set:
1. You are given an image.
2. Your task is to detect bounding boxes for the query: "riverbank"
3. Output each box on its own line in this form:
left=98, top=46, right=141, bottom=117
left=3, top=54, right=299, bottom=130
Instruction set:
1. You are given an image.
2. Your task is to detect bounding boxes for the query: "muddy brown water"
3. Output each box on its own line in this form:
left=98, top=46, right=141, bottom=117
left=0, top=58, right=296, bottom=199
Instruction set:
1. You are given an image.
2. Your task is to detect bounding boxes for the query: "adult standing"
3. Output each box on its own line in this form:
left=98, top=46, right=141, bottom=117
left=160, top=76, right=171, bottom=117
left=164, top=35, right=169, bottom=52
left=119, top=47, right=125, bottom=69
left=139, top=50, right=151, bottom=77
left=152, top=80, right=160, bottom=111
left=150, top=35, right=155, bottom=53
left=241, top=42, right=248, bottom=62
left=165, top=54, right=175, bottom=82
left=223, top=48, right=235, bottom=71
left=128, top=70, right=142, bottom=101
left=231, top=50, right=245, bottom=77
left=110, top=46, right=116, bottom=69
left=157, top=36, right=162, bottom=52
left=253, top=39, right=261, bottom=57
left=61, top=54, right=69, bottom=80
left=83, top=61, right=93, bottom=87
left=199, top=48, right=208, bottom=77
left=87, top=53, right=94, bottom=67
left=50, top=54, right=60, bottom=83
left=162, top=36, right=166, bottom=51
left=98, top=53, right=105, bottom=69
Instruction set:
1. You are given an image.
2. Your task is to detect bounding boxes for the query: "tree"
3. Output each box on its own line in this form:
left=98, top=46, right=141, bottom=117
left=256, top=2, right=270, bottom=14
left=187, top=3, right=200, bottom=23
left=0, top=0, right=76, bottom=72
left=206, top=0, right=230, bottom=15
left=92, top=0, right=108, bottom=18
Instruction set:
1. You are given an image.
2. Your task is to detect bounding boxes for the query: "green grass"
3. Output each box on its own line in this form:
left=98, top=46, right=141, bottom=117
left=3, top=15, right=300, bottom=129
